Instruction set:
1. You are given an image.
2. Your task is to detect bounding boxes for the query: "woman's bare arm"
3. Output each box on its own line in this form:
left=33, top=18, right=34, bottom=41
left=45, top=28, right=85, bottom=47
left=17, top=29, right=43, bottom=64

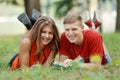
left=19, top=38, right=31, bottom=68
left=43, top=50, right=57, bottom=67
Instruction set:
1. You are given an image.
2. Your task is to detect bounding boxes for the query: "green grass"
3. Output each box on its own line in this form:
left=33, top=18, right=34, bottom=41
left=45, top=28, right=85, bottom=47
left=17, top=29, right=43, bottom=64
left=0, top=33, right=120, bottom=80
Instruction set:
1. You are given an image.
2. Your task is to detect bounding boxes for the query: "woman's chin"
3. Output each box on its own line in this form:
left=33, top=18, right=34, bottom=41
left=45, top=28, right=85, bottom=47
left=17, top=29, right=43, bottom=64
left=42, top=41, right=51, bottom=45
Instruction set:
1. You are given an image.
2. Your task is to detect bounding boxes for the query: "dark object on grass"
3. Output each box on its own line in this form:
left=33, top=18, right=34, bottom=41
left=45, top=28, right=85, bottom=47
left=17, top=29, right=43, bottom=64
left=30, top=9, right=41, bottom=25
left=9, top=53, right=18, bottom=67
left=18, top=13, right=32, bottom=30
left=18, top=9, right=41, bottom=30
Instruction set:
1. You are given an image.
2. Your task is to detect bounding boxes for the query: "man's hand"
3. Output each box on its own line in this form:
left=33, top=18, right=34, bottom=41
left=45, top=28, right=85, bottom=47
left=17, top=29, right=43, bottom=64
left=63, top=59, right=73, bottom=67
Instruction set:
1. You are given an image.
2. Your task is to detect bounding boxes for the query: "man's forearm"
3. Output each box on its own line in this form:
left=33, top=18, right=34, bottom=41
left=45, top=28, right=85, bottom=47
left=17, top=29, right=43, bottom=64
left=59, top=54, right=69, bottom=62
left=79, top=63, right=101, bottom=69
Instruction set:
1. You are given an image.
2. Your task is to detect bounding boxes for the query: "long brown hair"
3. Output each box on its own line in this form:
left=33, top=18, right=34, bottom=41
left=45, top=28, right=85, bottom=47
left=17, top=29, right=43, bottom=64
left=28, top=16, right=60, bottom=54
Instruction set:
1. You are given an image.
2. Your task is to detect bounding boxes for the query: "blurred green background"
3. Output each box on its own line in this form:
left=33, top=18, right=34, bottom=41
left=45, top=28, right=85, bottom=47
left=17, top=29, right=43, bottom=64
left=0, top=0, right=119, bottom=36
left=0, top=0, right=120, bottom=80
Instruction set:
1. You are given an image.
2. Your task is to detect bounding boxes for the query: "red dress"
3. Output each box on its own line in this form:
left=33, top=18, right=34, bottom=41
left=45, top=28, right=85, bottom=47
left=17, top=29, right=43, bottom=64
left=11, top=41, right=50, bottom=70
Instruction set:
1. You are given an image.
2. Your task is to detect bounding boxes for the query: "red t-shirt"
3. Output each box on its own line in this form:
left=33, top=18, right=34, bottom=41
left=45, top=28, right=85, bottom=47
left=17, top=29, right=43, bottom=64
left=59, top=30, right=106, bottom=65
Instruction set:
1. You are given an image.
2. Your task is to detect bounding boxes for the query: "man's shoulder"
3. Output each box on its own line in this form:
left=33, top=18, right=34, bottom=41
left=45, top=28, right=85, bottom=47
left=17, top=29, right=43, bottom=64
left=84, top=30, right=101, bottom=38
left=61, top=32, right=66, bottom=36
left=84, top=30, right=99, bottom=34
left=61, top=32, right=71, bottom=44
left=61, top=32, right=67, bottom=38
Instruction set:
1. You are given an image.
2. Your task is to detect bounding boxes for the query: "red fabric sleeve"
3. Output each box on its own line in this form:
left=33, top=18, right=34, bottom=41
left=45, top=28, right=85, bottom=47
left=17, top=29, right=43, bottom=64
left=59, top=32, right=70, bottom=56
left=86, top=31, right=104, bottom=59
left=87, top=31, right=106, bottom=64
left=89, top=36, right=104, bottom=57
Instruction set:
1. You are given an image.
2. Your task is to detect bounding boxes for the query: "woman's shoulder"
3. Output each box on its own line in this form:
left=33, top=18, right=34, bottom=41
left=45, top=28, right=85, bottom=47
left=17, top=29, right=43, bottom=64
left=20, top=38, right=31, bottom=46
left=19, top=38, right=32, bottom=54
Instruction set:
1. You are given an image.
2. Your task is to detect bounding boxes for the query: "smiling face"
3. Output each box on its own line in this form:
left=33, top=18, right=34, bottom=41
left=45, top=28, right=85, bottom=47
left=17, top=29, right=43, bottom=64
left=64, top=21, right=84, bottom=45
left=40, top=25, right=54, bottom=45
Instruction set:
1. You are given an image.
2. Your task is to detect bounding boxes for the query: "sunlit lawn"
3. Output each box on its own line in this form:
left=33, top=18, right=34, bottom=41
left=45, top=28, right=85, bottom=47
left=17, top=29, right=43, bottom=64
left=0, top=2, right=120, bottom=80
left=0, top=32, right=120, bottom=80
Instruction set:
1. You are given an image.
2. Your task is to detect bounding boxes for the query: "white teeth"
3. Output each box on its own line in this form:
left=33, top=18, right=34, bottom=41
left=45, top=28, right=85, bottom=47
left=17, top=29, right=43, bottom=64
left=69, top=36, right=75, bottom=39
left=44, top=39, right=49, bottom=42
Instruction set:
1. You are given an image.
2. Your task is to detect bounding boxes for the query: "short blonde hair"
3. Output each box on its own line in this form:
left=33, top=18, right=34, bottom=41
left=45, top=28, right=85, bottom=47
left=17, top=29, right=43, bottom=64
left=63, top=11, right=83, bottom=25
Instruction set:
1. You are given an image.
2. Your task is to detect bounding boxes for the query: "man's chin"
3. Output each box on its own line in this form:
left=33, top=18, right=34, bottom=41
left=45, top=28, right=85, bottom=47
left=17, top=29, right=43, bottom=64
left=69, top=40, right=76, bottom=44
